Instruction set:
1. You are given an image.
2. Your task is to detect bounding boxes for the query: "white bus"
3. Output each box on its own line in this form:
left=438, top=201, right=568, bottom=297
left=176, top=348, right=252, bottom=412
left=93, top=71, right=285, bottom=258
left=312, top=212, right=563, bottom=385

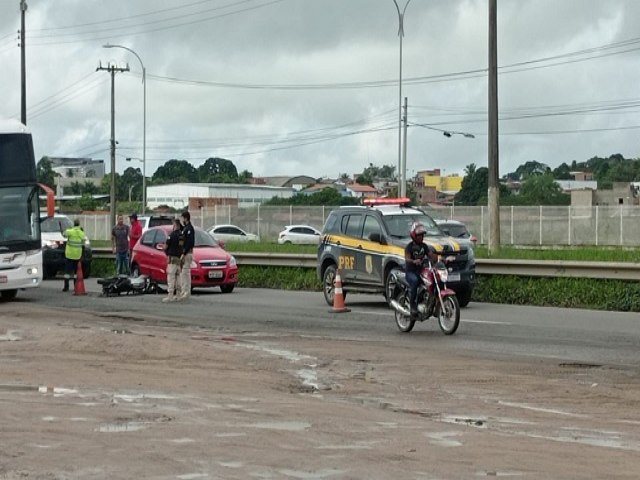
left=0, top=120, right=53, bottom=301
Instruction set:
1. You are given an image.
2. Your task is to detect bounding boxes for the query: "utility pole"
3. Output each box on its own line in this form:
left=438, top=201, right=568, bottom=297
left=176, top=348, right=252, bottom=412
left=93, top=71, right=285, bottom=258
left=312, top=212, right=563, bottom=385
left=20, top=0, right=27, bottom=125
left=393, top=0, right=412, bottom=198
left=97, top=62, right=129, bottom=229
left=488, top=0, right=501, bottom=253
left=401, top=96, right=408, bottom=197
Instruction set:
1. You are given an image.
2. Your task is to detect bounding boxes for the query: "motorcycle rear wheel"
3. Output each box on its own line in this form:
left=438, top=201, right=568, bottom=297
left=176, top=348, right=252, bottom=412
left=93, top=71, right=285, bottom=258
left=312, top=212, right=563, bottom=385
left=394, top=292, right=415, bottom=333
left=437, top=295, right=460, bottom=335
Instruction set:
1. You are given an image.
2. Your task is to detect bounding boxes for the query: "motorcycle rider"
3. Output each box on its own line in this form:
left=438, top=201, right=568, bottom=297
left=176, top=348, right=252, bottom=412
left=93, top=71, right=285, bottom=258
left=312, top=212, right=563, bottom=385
left=405, top=222, right=436, bottom=316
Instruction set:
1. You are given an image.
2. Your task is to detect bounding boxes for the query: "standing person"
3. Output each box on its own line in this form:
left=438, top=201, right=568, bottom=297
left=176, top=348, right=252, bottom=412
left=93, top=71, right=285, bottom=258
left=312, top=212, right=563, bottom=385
left=404, top=222, right=433, bottom=316
left=62, top=219, right=86, bottom=292
left=111, top=215, right=130, bottom=275
left=179, top=211, right=195, bottom=300
left=162, top=219, right=184, bottom=303
left=128, top=213, right=142, bottom=266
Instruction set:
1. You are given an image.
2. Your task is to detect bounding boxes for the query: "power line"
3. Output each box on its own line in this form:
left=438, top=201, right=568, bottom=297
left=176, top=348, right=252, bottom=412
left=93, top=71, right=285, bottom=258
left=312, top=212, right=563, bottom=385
left=26, top=0, right=286, bottom=46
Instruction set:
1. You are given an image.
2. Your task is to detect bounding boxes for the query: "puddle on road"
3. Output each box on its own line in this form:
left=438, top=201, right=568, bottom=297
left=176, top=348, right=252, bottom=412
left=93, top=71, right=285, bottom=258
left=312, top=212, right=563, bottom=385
left=278, top=468, right=346, bottom=479
left=0, top=330, right=21, bottom=341
left=97, top=421, right=146, bottom=433
left=426, top=431, right=463, bottom=447
left=246, top=421, right=311, bottom=431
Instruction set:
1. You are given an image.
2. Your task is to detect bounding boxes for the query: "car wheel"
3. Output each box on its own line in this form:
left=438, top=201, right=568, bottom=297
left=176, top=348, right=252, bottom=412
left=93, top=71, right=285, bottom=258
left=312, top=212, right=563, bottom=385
left=220, top=284, right=235, bottom=294
left=131, top=264, right=140, bottom=278
left=81, top=262, right=91, bottom=279
left=455, top=287, right=472, bottom=308
left=44, top=266, right=58, bottom=279
left=0, top=289, right=18, bottom=301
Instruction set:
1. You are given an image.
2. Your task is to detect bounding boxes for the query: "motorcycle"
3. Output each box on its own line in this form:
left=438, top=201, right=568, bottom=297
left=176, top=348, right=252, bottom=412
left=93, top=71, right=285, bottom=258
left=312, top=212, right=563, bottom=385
left=389, top=259, right=461, bottom=335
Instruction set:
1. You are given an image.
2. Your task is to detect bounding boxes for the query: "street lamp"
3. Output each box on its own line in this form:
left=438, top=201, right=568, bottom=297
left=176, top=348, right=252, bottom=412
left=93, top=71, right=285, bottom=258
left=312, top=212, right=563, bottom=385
left=103, top=43, right=146, bottom=214
left=393, top=0, right=412, bottom=198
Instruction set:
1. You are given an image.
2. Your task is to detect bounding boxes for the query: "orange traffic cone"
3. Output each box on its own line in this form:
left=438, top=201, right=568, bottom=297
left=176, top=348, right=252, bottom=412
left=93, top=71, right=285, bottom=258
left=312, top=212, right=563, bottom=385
left=73, top=261, right=87, bottom=296
left=329, top=269, right=350, bottom=313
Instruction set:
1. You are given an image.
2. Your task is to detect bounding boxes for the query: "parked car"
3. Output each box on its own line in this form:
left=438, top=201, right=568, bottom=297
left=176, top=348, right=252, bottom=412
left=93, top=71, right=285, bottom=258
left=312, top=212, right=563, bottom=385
left=130, top=226, right=238, bottom=293
left=41, top=214, right=93, bottom=279
left=207, top=224, right=259, bottom=243
left=278, top=225, right=322, bottom=245
left=435, top=219, right=477, bottom=246
left=137, top=214, right=175, bottom=233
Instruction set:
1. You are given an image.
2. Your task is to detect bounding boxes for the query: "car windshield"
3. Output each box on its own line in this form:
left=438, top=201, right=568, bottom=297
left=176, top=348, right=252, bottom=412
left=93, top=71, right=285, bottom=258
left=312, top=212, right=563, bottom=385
left=41, top=216, right=73, bottom=233
left=194, top=229, right=220, bottom=247
left=442, top=224, right=469, bottom=238
left=383, top=214, right=440, bottom=238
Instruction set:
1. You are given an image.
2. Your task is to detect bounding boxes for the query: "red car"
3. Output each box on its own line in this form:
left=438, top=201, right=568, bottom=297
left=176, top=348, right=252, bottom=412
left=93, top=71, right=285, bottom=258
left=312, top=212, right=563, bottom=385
left=131, top=225, right=238, bottom=293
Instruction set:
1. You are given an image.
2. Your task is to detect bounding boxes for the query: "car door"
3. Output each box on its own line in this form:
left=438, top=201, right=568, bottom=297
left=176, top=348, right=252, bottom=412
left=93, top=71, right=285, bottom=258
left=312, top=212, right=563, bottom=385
left=357, top=214, right=385, bottom=285
left=338, top=213, right=363, bottom=283
left=135, top=230, right=157, bottom=278
left=149, top=230, right=169, bottom=282
left=299, top=227, right=320, bottom=244
left=289, top=227, right=306, bottom=244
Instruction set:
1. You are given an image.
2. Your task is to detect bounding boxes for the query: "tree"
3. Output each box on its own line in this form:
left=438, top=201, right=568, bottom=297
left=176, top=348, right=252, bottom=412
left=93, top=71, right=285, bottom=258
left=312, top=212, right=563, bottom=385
left=519, top=174, right=569, bottom=205
left=152, top=160, right=198, bottom=184
left=120, top=167, right=143, bottom=201
left=508, top=160, right=550, bottom=180
left=552, top=162, right=572, bottom=180
left=456, top=163, right=511, bottom=205
left=264, top=187, right=360, bottom=206
left=36, top=157, right=58, bottom=189
left=197, top=157, right=239, bottom=183
left=455, top=165, right=489, bottom=205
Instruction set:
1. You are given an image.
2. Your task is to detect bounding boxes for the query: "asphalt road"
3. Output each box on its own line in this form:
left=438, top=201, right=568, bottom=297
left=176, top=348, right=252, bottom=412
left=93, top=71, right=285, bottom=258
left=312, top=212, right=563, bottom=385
left=4, top=279, right=640, bottom=478
left=21, top=278, right=640, bottom=369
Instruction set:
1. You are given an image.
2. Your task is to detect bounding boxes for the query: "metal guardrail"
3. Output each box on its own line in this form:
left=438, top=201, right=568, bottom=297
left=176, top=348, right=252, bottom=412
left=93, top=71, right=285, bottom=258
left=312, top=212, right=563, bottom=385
left=93, top=248, right=640, bottom=281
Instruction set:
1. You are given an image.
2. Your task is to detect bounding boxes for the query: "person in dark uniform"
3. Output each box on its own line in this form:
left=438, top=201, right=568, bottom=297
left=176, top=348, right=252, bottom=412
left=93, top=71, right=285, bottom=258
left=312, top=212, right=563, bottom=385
left=179, top=211, right=195, bottom=300
left=162, top=219, right=184, bottom=303
left=404, top=222, right=435, bottom=316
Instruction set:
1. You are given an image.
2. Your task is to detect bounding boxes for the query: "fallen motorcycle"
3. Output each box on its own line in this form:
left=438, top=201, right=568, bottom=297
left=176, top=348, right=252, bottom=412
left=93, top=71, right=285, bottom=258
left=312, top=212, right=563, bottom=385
left=389, top=259, right=460, bottom=335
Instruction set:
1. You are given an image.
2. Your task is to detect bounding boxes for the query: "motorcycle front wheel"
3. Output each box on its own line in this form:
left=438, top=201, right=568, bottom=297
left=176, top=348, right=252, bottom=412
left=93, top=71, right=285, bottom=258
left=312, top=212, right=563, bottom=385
left=395, top=291, right=415, bottom=333
left=437, top=295, right=460, bottom=335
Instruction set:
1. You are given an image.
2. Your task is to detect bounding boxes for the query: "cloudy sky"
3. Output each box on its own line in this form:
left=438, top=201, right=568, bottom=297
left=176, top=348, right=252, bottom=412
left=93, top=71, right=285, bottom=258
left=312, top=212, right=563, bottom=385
left=2, top=0, right=640, bottom=182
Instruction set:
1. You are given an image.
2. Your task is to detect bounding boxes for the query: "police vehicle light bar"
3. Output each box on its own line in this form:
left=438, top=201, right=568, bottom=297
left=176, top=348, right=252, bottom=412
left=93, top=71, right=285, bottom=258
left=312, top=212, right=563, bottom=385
left=363, top=197, right=411, bottom=206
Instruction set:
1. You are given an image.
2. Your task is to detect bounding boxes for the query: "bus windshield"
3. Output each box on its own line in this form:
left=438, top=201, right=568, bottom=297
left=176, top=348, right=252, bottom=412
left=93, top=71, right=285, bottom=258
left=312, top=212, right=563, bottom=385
left=0, top=133, right=37, bottom=186
left=0, top=185, right=41, bottom=252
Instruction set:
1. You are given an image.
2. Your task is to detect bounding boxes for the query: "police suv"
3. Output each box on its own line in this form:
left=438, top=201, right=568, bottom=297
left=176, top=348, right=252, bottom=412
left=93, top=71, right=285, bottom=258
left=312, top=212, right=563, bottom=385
left=317, top=198, right=476, bottom=307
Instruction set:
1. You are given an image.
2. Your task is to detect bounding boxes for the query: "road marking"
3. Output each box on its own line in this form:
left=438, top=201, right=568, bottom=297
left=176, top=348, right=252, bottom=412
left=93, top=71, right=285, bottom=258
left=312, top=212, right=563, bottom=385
left=463, top=319, right=512, bottom=325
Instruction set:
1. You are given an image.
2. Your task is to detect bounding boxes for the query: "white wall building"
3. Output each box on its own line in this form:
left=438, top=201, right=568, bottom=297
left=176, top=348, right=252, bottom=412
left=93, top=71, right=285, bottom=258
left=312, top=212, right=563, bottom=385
left=147, top=183, right=296, bottom=209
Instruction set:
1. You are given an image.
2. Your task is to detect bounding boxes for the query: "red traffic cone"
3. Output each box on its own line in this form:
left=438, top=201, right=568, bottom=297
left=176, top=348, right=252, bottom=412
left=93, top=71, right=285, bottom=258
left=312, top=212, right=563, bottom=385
left=73, top=261, right=87, bottom=296
left=329, top=268, right=350, bottom=313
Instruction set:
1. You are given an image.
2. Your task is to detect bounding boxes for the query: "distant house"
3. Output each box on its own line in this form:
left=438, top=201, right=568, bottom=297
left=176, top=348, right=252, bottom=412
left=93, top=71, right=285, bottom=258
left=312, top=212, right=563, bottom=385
left=345, top=183, right=378, bottom=199
left=48, top=157, right=105, bottom=192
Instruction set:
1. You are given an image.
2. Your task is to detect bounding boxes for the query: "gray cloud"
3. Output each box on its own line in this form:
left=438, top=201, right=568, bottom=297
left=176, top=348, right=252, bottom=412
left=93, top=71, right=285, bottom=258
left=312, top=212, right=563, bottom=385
left=1, top=0, right=639, bottom=182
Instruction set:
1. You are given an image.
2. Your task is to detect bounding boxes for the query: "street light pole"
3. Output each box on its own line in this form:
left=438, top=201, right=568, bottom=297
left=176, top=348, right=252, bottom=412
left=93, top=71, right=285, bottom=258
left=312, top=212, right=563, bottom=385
left=393, top=0, right=412, bottom=198
left=103, top=44, right=146, bottom=214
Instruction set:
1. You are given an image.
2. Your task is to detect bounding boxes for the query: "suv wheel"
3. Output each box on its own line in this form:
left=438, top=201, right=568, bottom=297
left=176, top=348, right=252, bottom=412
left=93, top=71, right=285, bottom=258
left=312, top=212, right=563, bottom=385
left=455, top=287, right=472, bottom=308
left=385, top=267, right=402, bottom=305
left=322, top=264, right=346, bottom=306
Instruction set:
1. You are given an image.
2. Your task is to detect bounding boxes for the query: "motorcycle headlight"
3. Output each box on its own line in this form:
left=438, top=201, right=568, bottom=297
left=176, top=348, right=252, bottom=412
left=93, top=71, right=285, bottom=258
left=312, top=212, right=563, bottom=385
left=437, top=268, right=448, bottom=283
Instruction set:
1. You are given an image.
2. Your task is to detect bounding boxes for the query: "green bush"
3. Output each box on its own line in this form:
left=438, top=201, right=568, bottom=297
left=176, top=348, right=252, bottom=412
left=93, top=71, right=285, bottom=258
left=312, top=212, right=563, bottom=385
left=473, top=275, right=640, bottom=312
